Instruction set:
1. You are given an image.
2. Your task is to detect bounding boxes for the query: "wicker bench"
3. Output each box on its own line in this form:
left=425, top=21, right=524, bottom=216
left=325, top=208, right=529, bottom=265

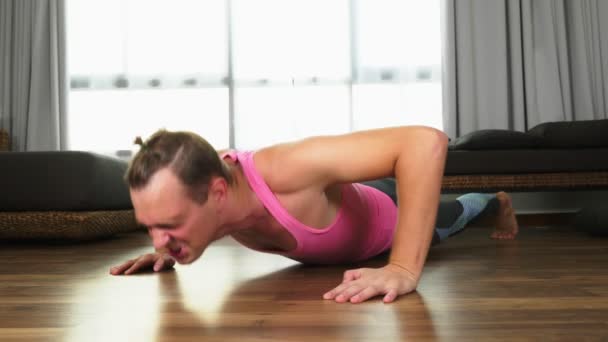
left=442, top=119, right=608, bottom=193
left=0, top=146, right=140, bottom=241
left=0, top=129, right=8, bottom=151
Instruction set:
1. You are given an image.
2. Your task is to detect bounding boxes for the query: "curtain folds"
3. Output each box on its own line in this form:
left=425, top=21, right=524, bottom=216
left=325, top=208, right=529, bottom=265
left=442, top=0, right=608, bottom=138
left=0, top=0, right=67, bottom=151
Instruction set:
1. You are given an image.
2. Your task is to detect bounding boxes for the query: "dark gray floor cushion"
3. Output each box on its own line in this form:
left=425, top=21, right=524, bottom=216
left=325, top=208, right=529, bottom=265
left=527, top=119, right=608, bottom=148
left=0, top=151, right=140, bottom=240
left=448, top=129, right=544, bottom=150
left=0, top=151, right=132, bottom=211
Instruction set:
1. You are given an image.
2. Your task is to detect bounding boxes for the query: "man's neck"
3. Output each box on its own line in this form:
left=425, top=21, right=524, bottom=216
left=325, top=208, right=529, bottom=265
left=213, top=161, right=269, bottom=239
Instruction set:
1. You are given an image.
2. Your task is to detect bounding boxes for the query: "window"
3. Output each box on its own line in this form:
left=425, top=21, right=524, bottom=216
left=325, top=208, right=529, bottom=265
left=353, top=0, right=442, bottom=130
left=67, top=0, right=229, bottom=152
left=67, top=0, right=442, bottom=153
left=231, top=0, right=351, bottom=149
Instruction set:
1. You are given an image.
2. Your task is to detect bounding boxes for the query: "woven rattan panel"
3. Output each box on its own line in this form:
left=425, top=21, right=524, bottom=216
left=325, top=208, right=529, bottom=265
left=0, top=129, right=8, bottom=151
left=0, top=210, right=142, bottom=241
left=442, top=172, right=608, bottom=193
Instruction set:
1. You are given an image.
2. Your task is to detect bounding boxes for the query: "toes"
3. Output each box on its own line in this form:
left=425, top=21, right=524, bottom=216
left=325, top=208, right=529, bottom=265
left=491, top=232, right=516, bottom=240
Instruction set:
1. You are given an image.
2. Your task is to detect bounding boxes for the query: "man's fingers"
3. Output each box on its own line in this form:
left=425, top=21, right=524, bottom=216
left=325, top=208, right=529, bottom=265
left=350, top=286, right=378, bottom=304
left=334, top=284, right=363, bottom=303
left=154, top=255, right=175, bottom=272
left=342, top=269, right=360, bottom=283
left=109, top=253, right=173, bottom=276
left=323, top=282, right=350, bottom=300
left=124, top=255, right=153, bottom=275
left=163, top=254, right=176, bottom=267
left=153, top=256, right=165, bottom=272
left=110, top=260, right=136, bottom=275
left=383, top=289, right=398, bottom=303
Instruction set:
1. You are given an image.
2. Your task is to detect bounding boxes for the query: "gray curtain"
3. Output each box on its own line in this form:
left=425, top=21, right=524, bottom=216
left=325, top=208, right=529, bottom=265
left=442, top=0, right=608, bottom=138
left=0, top=0, right=67, bottom=151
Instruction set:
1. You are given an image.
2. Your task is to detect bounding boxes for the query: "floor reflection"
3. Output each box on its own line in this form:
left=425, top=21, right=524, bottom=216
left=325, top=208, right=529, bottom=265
left=64, top=270, right=162, bottom=342
left=154, top=260, right=438, bottom=341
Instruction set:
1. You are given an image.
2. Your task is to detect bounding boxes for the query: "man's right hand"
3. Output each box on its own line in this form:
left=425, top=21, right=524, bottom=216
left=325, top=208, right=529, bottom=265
left=109, top=253, right=175, bottom=275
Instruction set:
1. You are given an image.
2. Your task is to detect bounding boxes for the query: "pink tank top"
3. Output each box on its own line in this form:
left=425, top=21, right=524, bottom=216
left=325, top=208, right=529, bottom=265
left=226, top=151, right=397, bottom=264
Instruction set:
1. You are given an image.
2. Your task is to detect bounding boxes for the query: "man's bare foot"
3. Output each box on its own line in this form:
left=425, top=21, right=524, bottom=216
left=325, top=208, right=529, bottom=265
left=491, top=191, right=519, bottom=240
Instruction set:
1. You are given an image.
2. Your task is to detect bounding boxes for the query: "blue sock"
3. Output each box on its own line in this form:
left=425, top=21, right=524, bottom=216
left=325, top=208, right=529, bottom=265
left=435, top=193, right=495, bottom=241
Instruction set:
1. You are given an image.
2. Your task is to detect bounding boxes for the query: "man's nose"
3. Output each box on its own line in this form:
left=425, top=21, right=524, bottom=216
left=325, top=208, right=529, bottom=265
left=149, top=229, right=170, bottom=249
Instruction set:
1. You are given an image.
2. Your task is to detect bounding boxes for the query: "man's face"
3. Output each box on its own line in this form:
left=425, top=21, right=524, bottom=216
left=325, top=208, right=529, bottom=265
left=130, top=168, right=220, bottom=264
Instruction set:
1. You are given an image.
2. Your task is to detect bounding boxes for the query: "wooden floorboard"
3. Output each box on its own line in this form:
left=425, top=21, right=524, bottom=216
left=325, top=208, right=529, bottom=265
left=0, top=219, right=607, bottom=341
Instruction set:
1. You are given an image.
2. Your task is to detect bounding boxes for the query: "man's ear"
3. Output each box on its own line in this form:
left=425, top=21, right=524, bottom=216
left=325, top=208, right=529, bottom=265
left=208, top=177, right=228, bottom=203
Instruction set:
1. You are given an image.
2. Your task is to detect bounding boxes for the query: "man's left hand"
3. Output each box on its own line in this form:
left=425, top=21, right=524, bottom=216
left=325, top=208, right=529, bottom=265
left=323, top=264, right=418, bottom=304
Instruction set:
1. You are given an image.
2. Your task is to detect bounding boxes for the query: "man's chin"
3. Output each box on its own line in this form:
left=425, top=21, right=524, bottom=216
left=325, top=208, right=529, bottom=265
left=177, top=251, right=203, bottom=265
left=176, top=258, right=192, bottom=265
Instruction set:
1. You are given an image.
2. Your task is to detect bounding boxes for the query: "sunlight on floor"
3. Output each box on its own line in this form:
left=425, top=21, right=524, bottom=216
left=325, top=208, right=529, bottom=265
left=65, top=275, right=160, bottom=342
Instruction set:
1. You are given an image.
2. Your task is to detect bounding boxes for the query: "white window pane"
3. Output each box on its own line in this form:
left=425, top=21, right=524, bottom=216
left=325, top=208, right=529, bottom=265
left=126, top=0, right=227, bottom=76
left=356, top=0, right=441, bottom=72
left=352, top=83, right=443, bottom=131
left=67, top=0, right=124, bottom=75
left=232, top=0, right=350, bottom=81
left=67, top=0, right=227, bottom=77
left=235, top=86, right=350, bottom=150
left=69, top=89, right=229, bottom=152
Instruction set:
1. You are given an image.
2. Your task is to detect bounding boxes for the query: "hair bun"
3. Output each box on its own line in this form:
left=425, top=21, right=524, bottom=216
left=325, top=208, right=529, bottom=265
left=134, top=136, right=146, bottom=149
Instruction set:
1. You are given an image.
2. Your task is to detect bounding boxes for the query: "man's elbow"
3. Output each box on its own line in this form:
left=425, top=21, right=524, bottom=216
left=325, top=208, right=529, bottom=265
left=415, top=127, right=449, bottom=158
left=428, top=127, right=449, bottom=147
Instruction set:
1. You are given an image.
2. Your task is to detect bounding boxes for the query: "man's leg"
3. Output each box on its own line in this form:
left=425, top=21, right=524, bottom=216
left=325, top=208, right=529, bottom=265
left=435, top=192, right=519, bottom=242
left=361, top=179, right=517, bottom=245
left=434, top=193, right=498, bottom=244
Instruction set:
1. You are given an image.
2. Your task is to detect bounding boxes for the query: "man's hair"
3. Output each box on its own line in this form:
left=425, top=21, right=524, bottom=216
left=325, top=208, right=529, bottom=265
left=125, top=130, right=233, bottom=203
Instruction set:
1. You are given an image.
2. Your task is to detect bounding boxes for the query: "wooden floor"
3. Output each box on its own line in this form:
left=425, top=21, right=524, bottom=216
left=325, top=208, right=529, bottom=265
left=1, top=220, right=607, bottom=341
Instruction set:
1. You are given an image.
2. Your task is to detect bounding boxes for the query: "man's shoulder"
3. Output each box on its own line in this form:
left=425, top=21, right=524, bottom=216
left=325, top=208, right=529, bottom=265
left=253, top=143, right=327, bottom=195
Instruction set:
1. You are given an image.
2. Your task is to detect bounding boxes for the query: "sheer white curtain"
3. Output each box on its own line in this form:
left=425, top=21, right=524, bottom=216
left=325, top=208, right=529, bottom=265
left=67, top=0, right=442, bottom=153
left=0, top=0, right=67, bottom=151
left=442, top=0, right=608, bottom=138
